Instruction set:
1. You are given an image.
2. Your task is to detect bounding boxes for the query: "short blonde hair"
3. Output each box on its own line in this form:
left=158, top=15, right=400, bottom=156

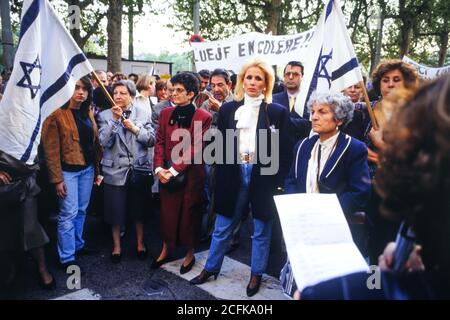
left=136, top=74, right=156, bottom=92
left=234, top=57, right=275, bottom=103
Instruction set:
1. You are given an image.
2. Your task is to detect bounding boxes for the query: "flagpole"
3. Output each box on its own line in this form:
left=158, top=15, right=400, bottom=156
left=359, top=80, right=379, bottom=130
left=91, top=71, right=116, bottom=107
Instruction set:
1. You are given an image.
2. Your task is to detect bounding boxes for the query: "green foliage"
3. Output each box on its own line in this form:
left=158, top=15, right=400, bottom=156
left=4, top=0, right=449, bottom=71
left=172, top=0, right=325, bottom=40
left=137, top=51, right=193, bottom=75
left=172, top=0, right=450, bottom=70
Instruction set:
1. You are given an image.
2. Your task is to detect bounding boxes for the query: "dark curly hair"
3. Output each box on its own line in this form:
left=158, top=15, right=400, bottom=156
left=376, top=75, right=450, bottom=290
left=371, top=59, right=419, bottom=97
left=171, top=72, right=199, bottom=98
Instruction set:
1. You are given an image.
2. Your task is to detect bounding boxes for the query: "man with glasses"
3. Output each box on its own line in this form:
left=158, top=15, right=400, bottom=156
left=273, top=61, right=311, bottom=141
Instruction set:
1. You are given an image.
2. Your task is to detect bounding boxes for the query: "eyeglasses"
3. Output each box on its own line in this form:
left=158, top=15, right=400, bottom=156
left=171, top=88, right=187, bottom=94
left=285, top=71, right=302, bottom=78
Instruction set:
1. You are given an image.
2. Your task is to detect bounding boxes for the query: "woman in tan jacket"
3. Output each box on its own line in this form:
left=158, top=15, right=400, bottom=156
left=42, top=76, right=102, bottom=269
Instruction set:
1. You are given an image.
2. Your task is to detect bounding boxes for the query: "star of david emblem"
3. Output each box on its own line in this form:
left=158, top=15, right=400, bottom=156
left=317, top=50, right=333, bottom=87
left=17, top=55, right=42, bottom=99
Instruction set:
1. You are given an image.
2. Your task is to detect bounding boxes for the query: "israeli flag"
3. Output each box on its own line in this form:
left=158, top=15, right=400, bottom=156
left=295, top=0, right=363, bottom=119
left=0, top=0, right=93, bottom=164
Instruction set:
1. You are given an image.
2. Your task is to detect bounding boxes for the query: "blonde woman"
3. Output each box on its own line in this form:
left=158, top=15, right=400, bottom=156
left=190, top=58, right=294, bottom=297
left=135, top=74, right=157, bottom=112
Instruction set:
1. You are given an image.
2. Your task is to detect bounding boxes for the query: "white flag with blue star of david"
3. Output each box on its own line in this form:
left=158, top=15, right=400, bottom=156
left=0, top=0, right=93, bottom=164
left=294, top=0, right=363, bottom=119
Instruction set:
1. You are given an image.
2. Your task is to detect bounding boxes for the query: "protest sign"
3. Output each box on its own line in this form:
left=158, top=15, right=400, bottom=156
left=403, top=56, right=450, bottom=80
left=191, top=29, right=315, bottom=72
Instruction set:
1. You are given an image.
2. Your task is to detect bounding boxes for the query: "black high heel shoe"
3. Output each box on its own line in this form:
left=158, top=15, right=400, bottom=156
left=151, top=256, right=170, bottom=269
left=189, top=269, right=219, bottom=285
left=180, top=256, right=195, bottom=274
left=110, top=252, right=122, bottom=264
left=137, top=245, right=148, bottom=260
left=246, top=274, right=262, bottom=297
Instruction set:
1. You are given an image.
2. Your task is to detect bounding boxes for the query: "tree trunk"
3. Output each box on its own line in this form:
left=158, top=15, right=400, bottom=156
left=368, top=28, right=377, bottom=74
left=128, top=10, right=133, bottom=60
left=266, top=0, right=282, bottom=35
left=70, top=29, right=83, bottom=48
left=1, top=0, right=15, bottom=71
left=397, top=0, right=414, bottom=58
left=438, top=31, right=448, bottom=67
left=107, top=0, right=123, bottom=73
left=398, top=19, right=413, bottom=58
left=67, top=0, right=83, bottom=48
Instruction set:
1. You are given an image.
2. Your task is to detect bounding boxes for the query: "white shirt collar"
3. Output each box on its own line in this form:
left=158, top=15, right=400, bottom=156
left=318, top=131, right=340, bottom=148
left=287, top=90, right=300, bottom=99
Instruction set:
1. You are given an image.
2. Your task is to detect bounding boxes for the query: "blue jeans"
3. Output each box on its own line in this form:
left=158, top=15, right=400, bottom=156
left=57, top=165, right=94, bottom=263
left=205, top=164, right=273, bottom=275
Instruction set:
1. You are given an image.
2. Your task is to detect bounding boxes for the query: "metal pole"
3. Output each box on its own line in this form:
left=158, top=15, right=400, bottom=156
left=193, top=1, right=200, bottom=35
left=374, top=12, right=383, bottom=70
left=192, top=0, right=200, bottom=71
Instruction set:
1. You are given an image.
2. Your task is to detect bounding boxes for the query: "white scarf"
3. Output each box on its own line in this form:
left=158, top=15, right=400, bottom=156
left=235, top=93, right=263, bottom=154
left=235, top=94, right=263, bottom=128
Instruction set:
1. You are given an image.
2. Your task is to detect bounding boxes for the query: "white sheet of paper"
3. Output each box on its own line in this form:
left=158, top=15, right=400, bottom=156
left=274, top=193, right=369, bottom=292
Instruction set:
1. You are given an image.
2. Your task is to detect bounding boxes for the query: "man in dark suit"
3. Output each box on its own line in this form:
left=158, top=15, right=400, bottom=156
left=272, top=61, right=311, bottom=142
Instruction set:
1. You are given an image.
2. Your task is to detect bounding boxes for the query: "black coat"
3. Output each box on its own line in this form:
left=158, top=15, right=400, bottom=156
left=214, top=100, right=294, bottom=221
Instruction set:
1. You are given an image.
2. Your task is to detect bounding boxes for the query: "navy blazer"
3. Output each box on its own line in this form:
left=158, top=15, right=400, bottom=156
left=284, top=132, right=371, bottom=215
left=272, top=91, right=311, bottom=141
left=214, top=100, right=294, bottom=221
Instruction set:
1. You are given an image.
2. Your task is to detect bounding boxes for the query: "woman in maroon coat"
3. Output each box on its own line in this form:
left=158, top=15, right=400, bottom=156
left=152, top=72, right=212, bottom=273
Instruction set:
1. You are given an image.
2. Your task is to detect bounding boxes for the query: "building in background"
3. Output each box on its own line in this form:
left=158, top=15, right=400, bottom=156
left=87, top=53, right=173, bottom=77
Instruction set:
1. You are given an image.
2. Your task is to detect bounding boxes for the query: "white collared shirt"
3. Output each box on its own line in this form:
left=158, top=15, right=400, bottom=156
left=287, top=91, right=300, bottom=101
left=306, top=131, right=340, bottom=194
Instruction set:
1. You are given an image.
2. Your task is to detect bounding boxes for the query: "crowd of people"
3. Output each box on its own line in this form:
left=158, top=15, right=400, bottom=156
left=1, top=56, right=449, bottom=300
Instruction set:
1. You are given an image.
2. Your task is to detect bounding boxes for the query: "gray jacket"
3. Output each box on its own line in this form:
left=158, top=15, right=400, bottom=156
left=97, top=104, right=155, bottom=186
left=151, top=100, right=172, bottom=131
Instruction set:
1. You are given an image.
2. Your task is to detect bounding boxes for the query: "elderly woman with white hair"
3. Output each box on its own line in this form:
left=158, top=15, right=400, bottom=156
left=280, top=91, right=372, bottom=298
